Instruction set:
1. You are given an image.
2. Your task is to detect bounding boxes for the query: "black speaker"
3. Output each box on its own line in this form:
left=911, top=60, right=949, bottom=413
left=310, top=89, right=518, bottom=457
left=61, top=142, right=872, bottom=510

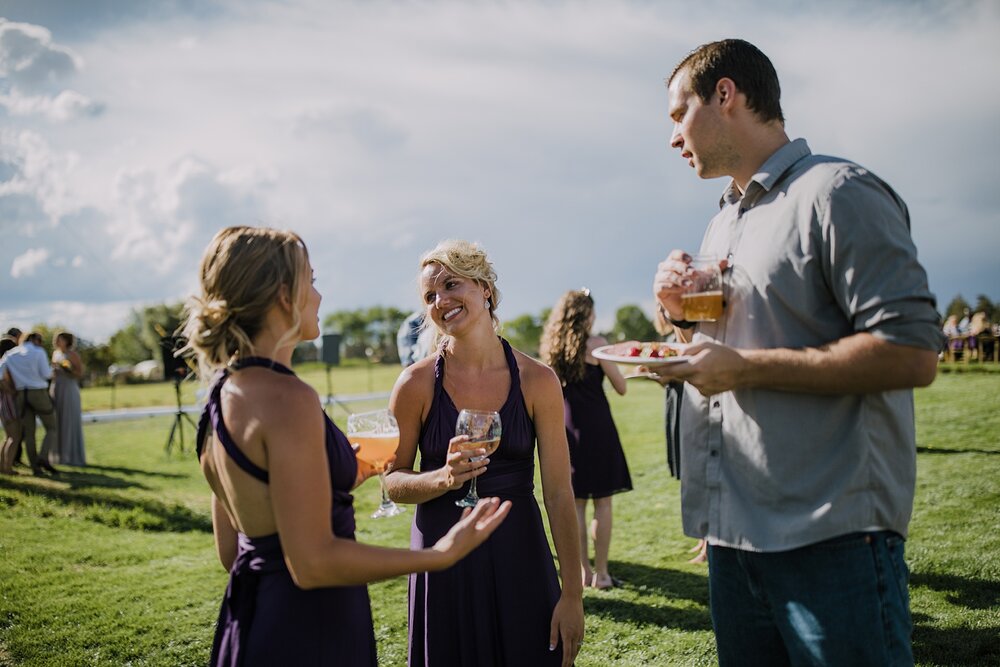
left=321, top=334, right=341, bottom=366
left=160, top=336, right=189, bottom=380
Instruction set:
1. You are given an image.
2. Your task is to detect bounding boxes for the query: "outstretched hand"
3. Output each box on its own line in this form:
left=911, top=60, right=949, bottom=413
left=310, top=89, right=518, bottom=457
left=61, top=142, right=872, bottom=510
left=432, top=497, right=511, bottom=565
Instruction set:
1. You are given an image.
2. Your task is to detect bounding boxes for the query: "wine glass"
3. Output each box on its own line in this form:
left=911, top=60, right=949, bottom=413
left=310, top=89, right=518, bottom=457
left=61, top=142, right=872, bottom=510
left=454, top=409, right=502, bottom=508
left=347, top=409, right=405, bottom=519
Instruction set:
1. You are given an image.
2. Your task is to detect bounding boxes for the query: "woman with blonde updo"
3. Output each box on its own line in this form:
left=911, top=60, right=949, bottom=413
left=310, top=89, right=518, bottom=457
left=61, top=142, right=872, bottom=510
left=540, top=289, right=631, bottom=590
left=184, top=227, right=509, bottom=667
left=385, top=239, right=584, bottom=667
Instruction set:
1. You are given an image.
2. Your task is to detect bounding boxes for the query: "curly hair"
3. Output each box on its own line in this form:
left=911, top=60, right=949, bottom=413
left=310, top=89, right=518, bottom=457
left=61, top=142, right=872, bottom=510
left=539, top=289, right=594, bottom=385
left=180, top=226, right=310, bottom=377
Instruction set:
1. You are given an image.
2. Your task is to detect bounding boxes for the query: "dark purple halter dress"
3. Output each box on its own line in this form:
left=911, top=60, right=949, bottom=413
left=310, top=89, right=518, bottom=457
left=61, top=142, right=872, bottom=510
left=408, top=339, right=562, bottom=667
left=562, top=363, right=632, bottom=499
left=196, top=357, right=377, bottom=667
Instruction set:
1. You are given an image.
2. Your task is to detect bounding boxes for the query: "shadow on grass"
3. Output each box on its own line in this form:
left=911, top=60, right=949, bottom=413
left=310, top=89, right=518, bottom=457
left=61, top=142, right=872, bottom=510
left=913, top=613, right=1000, bottom=666
left=0, top=474, right=211, bottom=534
left=911, top=571, right=1000, bottom=611
left=84, top=464, right=188, bottom=479
left=583, top=562, right=712, bottom=632
left=917, top=446, right=1000, bottom=456
left=910, top=572, right=1000, bottom=665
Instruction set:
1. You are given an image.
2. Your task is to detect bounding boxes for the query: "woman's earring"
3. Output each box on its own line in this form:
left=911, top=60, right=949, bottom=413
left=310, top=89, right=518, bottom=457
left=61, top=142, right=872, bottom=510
left=484, top=299, right=490, bottom=309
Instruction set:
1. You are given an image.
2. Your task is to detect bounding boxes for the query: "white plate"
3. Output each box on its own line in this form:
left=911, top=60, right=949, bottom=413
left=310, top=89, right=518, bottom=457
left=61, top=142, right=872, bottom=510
left=592, top=342, right=690, bottom=365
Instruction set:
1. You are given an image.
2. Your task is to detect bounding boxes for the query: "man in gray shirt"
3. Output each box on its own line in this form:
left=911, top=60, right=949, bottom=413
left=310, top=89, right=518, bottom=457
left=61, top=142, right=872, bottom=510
left=651, top=39, right=942, bottom=666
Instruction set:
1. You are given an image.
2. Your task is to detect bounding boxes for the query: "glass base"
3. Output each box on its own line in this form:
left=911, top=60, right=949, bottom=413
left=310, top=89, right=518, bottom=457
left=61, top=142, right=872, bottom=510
left=454, top=494, right=480, bottom=508
left=372, top=501, right=405, bottom=519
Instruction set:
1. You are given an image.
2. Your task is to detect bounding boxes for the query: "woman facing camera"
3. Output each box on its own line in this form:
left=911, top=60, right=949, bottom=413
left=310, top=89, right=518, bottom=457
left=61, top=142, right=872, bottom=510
left=540, top=290, right=631, bottom=590
left=385, top=239, right=584, bottom=667
left=51, top=331, right=86, bottom=466
left=183, top=227, right=509, bottom=667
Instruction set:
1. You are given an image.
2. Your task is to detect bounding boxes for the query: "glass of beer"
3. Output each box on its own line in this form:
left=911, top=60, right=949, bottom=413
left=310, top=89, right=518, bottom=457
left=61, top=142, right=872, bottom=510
left=347, top=409, right=405, bottom=519
left=453, top=409, right=502, bottom=508
left=681, top=254, right=724, bottom=321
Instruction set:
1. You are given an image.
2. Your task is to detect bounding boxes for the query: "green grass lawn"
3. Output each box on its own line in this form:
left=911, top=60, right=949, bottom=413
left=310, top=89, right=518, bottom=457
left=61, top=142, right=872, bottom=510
left=1, top=367, right=998, bottom=665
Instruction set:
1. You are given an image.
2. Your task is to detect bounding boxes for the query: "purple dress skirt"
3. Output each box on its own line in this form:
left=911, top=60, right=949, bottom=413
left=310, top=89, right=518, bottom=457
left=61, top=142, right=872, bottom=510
left=562, top=363, right=632, bottom=499
left=408, top=339, right=563, bottom=667
left=196, top=357, right=377, bottom=667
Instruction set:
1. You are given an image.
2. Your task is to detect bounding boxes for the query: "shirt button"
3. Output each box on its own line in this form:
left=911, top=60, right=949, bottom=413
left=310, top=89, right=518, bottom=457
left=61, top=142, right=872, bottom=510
left=710, top=450, right=718, bottom=457
left=713, top=401, right=720, bottom=408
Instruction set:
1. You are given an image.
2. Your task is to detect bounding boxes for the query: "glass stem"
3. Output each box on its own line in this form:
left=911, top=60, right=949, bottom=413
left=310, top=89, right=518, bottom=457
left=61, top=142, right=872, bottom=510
left=379, top=473, right=390, bottom=507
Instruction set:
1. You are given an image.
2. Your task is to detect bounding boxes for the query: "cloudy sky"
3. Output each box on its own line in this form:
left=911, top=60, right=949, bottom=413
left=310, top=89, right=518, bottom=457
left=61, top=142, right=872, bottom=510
left=1, top=0, right=998, bottom=343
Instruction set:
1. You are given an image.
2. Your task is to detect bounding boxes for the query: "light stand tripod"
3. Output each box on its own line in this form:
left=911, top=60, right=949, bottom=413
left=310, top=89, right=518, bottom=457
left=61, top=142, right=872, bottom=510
left=165, top=375, right=196, bottom=455
left=323, top=363, right=348, bottom=417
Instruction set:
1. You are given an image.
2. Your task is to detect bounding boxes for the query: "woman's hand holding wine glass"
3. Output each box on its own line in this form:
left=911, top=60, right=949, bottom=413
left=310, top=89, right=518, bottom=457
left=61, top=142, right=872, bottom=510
left=442, top=435, right=490, bottom=491
left=453, top=409, right=502, bottom=508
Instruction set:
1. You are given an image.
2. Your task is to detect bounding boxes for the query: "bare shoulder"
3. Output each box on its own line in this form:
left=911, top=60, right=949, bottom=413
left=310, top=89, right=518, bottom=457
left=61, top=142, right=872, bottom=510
left=588, top=335, right=609, bottom=350
left=392, top=355, right=437, bottom=399
left=241, top=368, right=320, bottom=425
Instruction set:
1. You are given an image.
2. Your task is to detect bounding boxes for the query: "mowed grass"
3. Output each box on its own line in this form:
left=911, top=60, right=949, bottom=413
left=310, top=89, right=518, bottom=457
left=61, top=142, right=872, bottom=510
left=1, top=365, right=998, bottom=666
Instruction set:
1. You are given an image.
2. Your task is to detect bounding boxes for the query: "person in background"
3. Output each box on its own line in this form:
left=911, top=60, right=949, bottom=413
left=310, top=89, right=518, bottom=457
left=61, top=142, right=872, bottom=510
left=396, top=310, right=436, bottom=367
left=969, top=311, right=992, bottom=361
left=0, top=331, right=22, bottom=474
left=386, top=239, right=584, bottom=667
left=182, top=226, right=509, bottom=666
left=539, top=288, right=632, bottom=589
left=51, top=331, right=87, bottom=466
left=652, top=39, right=942, bottom=665
left=0, top=331, right=59, bottom=477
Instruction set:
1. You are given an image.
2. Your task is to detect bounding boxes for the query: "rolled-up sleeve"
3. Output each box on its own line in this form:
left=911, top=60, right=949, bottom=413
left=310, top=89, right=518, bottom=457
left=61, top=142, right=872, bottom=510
left=820, top=168, right=945, bottom=352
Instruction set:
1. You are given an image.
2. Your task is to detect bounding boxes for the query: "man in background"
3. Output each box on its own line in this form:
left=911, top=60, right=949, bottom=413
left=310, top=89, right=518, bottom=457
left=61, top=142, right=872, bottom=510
left=0, top=331, right=60, bottom=476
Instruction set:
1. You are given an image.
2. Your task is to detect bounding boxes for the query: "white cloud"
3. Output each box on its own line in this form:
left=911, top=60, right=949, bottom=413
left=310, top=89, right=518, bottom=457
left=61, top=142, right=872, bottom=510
left=0, top=89, right=104, bottom=120
left=10, top=247, right=49, bottom=277
left=0, top=18, right=103, bottom=122
left=0, top=18, right=80, bottom=91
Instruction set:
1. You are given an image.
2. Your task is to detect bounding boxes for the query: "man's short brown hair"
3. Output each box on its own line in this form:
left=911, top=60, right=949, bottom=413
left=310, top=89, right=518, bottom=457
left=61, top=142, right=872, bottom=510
left=668, top=39, right=784, bottom=124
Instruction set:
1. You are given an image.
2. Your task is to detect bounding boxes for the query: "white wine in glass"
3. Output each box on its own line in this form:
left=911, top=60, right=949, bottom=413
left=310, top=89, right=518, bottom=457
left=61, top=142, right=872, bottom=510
left=454, top=409, right=502, bottom=508
left=347, top=409, right=405, bottom=519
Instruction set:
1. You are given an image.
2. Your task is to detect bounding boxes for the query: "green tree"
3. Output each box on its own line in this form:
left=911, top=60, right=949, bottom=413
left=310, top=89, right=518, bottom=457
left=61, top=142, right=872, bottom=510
left=323, top=306, right=410, bottom=362
left=945, top=295, right=971, bottom=320
left=611, top=304, right=658, bottom=343
left=503, top=310, right=549, bottom=358
left=972, top=294, right=998, bottom=322
left=108, top=321, right=151, bottom=365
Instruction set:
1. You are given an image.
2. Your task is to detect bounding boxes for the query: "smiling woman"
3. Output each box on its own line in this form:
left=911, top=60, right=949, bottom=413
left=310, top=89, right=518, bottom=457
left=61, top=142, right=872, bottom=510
left=386, top=239, right=585, bottom=667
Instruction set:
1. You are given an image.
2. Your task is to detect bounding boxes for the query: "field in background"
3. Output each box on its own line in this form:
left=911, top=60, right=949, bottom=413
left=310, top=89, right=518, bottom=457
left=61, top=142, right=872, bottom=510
left=0, top=367, right=998, bottom=665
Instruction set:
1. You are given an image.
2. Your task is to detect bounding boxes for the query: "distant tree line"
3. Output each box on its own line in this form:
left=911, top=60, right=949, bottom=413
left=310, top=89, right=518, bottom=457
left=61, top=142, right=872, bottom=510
left=943, top=294, right=999, bottom=322
left=21, top=293, right=992, bottom=386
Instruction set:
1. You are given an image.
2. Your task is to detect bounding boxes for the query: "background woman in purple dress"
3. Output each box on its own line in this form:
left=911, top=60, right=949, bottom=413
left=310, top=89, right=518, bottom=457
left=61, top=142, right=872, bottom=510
left=386, top=239, right=584, bottom=667
left=182, top=227, right=509, bottom=667
left=540, top=289, right=631, bottom=590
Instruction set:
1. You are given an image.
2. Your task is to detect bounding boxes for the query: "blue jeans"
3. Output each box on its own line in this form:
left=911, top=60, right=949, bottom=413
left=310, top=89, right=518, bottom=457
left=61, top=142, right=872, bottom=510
left=708, top=531, right=913, bottom=666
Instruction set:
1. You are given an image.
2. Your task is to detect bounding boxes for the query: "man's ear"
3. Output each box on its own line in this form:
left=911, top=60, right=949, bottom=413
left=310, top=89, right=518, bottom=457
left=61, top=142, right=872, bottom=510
left=716, top=77, right=738, bottom=110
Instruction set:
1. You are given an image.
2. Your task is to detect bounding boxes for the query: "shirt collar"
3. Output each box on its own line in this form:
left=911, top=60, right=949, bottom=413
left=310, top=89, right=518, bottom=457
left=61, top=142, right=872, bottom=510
left=720, top=138, right=812, bottom=208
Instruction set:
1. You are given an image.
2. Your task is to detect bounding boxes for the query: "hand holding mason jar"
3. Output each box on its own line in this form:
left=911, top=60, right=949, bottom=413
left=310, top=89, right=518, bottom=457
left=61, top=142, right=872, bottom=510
left=653, top=251, right=727, bottom=324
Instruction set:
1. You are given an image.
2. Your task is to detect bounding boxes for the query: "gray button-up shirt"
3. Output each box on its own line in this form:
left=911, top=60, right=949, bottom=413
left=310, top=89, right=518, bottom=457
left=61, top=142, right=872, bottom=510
left=680, top=138, right=944, bottom=552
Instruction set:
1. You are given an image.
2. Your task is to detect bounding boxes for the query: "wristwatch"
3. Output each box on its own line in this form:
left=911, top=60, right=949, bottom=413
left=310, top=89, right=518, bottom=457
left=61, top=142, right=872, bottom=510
left=658, top=304, right=695, bottom=330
